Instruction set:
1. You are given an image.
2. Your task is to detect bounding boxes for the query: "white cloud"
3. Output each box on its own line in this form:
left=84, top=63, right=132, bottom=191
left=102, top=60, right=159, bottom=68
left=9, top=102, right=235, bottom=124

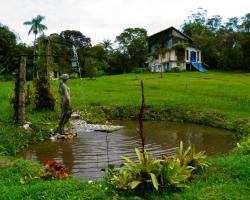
left=0, top=0, right=249, bottom=45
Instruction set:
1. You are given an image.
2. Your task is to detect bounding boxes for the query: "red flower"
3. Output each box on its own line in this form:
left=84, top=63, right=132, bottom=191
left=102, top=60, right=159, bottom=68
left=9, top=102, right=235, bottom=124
left=46, top=160, right=57, bottom=167
left=55, top=163, right=65, bottom=171
left=58, top=170, right=65, bottom=175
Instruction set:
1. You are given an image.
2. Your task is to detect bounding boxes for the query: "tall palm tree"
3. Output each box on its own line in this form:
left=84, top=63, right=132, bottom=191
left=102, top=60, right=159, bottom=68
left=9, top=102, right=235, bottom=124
left=23, top=15, right=47, bottom=41
left=24, top=15, right=47, bottom=79
left=100, top=39, right=113, bottom=53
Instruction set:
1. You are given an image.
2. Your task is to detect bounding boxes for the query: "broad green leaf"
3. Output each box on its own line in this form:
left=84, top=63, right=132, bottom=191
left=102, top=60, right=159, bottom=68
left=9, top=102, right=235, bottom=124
left=153, top=159, right=164, bottom=165
left=130, top=180, right=141, bottom=189
left=184, top=146, right=191, bottom=157
left=121, top=156, right=135, bottom=165
left=135, top=148, right=143, bottom=163
left=149, top=173, right=158, bottom=190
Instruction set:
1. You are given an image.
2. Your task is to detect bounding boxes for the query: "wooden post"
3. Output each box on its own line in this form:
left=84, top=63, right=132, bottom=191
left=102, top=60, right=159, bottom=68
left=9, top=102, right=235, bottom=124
left=45, top=38, right=52, bottom=83
left=18, top=56, right=26, bottom=125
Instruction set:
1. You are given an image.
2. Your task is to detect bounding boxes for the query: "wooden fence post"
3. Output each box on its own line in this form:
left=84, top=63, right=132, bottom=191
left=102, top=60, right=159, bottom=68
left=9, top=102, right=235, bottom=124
left=18, top=56, right=26, bottom=125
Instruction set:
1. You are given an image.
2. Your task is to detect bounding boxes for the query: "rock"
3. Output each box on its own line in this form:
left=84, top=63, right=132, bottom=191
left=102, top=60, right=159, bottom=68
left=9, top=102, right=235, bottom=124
left=70, top=119, right=124, bottom=133
left=23, top=121, right=32, bottom=130
left=57, top=135, right=67, bottom=139
left=50, top=136, right=56, bottom=141
left=71, top=119, right=88, bottom=128
left=23, top=124, right=30, bottom=130
left=71, top=112, right=80, bottom=119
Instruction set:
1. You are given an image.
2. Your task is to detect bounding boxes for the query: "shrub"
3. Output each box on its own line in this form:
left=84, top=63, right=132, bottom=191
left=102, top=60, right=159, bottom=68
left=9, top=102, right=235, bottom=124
left=106, top=142, right=208, bottom=193
left=237, top=137, right=250, bottom=154
left=170, top=67, right=180, bottom=72
left=109, top=148, right=162, bottom=191
left=160, top=158, right=193, bottom=189
left=131, top=68, right=148, bottom=73
left=34, top=77, right=55, bottom=111
left=39, top=160, right=68, bottom=180
left=175, top=141, right=208, bottom=174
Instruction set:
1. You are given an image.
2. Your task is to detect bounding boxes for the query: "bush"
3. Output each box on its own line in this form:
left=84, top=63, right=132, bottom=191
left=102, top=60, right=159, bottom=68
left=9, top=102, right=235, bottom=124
left=34, top=77, right=55, bottom=111
left=131, top=68, right=148, bottom=73
left=170, top=67, right=180, bottom=72
left=237, top=137, right=250, bottom=154
left=39, top=160, right=68, bottom=180
left=105, top=142, right=207, bottom=194
left=108, top=148, right=162, bottom=191
left=175, top=141, right=208, bottom=174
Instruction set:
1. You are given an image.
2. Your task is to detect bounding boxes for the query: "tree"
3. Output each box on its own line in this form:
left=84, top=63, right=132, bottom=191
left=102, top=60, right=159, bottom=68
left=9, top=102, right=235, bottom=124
left=182, top=9, right=250, bottom=71
left=115, top=28, right=148, bottom=70
left=241, top=13, right=250, bottom=32
left=225, top=17, right=240, bottom=31
left=107, top=51, right=130, bottom=74
left=23, top=15, right=47, bottom=41
left=0, top=23, right=33, bottom=75
left=47, top=33, right=71, bottom=75
left=100, top=39, right=113, bottom=53
left=207, top=15, right=223, bottom=32
left=0, top=24, right=17, bottom=73
left=60, top=30, right=91, bottom=48
left=116, top=27, right=147, bottom=51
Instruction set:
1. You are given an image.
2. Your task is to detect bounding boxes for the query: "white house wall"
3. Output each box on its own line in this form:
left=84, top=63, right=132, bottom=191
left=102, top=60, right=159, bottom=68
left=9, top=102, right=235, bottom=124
left=156, top=50, right=177, bottom=63
left=170, top=62, right=186, bottom=70
left=148, top=47, right=202, bottom=72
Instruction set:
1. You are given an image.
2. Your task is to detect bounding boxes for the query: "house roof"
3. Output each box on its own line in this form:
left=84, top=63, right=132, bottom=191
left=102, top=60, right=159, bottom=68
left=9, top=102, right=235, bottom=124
left=147, top=26, right=193, bottom=42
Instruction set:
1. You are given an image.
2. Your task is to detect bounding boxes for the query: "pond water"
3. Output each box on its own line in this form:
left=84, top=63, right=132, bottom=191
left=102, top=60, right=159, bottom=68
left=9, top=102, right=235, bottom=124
left=19, top=121, right=236, bottom=180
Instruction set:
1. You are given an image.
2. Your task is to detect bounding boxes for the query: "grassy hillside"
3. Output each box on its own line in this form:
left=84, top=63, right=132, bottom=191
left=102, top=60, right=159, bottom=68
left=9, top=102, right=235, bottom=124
left=1, top=71, right=250, bottom=121
left=0, top=71, right=250, bottom=199
left=64, top=71, right=250, bottom=120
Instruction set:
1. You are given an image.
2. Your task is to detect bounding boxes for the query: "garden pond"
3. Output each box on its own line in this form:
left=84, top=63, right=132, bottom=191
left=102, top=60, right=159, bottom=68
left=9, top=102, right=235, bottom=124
left=19, top=121, right=237, bottom=180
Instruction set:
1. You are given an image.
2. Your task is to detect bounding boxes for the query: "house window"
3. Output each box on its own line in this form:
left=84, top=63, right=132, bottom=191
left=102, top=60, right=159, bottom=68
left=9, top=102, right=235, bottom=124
left=186, top=50, right=189, bottom=60
left=166, top=39, right=173, bottom=48
left=197, top=51, right=200, bottom=62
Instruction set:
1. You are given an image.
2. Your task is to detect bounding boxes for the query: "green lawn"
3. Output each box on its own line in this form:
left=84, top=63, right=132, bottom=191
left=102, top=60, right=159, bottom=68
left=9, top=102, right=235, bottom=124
left=1, top=71, right=250, bottom=122
left=0, top=71, right=250, bottom=199
left=66, top=71, right=250, bottom=121
left=0, top=152, right=249, bottom=200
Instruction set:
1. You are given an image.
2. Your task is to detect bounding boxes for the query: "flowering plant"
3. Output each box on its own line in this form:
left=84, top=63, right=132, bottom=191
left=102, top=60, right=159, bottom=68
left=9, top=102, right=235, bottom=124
left=39, top=160, right=68, bottom=180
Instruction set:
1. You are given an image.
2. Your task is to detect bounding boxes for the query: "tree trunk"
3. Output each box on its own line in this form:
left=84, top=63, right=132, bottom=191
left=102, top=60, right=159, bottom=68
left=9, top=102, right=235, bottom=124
left=18, top=56, right=26, bottom=125
left=160, top=55, right=163, bottom=78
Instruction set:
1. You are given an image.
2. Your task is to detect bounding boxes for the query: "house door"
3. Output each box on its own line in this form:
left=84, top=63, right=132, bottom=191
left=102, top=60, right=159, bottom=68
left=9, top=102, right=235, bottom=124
left=163, top=63, right=169, bottom=72
left=191, top=51, right=196, bottom=62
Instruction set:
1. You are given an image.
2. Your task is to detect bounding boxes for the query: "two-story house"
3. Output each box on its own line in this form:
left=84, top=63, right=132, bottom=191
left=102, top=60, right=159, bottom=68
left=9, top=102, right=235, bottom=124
left=147, top=26, right=207, bottom=72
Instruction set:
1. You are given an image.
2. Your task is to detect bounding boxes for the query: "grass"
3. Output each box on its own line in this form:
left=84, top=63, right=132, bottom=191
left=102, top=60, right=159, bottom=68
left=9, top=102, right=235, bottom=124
left=0, top=71, right=250, bottom=199
left=66, top=71, right=250, bottom=120
left=0, top=152, right=249, bottom=200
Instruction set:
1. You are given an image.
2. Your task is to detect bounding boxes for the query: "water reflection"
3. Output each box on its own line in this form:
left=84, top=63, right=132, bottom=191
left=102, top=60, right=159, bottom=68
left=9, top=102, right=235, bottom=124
left=19, top=121, right=236, bottom=180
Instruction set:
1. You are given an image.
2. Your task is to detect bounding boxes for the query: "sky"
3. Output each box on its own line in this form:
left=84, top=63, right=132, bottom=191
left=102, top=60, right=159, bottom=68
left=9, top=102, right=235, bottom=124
left=0, top=0, right=249, bottom=45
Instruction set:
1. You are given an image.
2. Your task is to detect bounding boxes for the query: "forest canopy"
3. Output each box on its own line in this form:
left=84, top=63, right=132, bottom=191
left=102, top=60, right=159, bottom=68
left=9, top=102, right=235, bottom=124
left=0, top=9, right=249, bottom=80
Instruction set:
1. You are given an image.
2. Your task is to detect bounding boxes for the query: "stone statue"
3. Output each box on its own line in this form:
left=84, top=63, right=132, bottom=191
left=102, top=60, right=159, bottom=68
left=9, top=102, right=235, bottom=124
left=56, top=74, right=73, bottom=134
